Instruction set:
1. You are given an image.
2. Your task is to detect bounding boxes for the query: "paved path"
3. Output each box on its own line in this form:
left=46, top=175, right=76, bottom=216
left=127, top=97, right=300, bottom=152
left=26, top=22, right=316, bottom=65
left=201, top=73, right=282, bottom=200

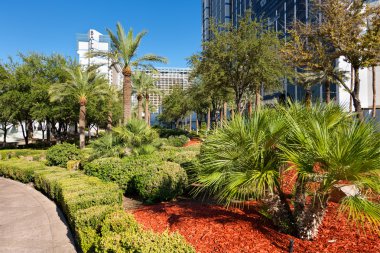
left=0, top=177, right=77, bottom=253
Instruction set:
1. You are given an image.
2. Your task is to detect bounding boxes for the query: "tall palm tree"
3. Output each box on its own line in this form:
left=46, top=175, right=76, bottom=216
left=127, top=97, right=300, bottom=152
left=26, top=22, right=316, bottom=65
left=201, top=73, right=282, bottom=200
left=49, top=66, right=108, bottom=149
left=87, top=22, right=167, bottom=124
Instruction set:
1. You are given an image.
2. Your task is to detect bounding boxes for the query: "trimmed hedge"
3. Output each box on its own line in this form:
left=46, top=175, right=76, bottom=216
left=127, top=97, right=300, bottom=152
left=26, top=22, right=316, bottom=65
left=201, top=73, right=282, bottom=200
left=46, top=143, right=81, bottom=167
left=84, top=155, right=188, bottom=202
left=0, top=149, right=46, bottom=161
left=0, top=158, right=195, bottom=253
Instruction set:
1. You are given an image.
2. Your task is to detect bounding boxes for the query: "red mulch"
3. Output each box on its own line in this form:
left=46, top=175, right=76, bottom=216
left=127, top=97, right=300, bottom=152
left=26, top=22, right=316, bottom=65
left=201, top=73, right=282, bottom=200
left=183, top=139, right=202, bottom=147
left=132, top=200, right=380, bottom=253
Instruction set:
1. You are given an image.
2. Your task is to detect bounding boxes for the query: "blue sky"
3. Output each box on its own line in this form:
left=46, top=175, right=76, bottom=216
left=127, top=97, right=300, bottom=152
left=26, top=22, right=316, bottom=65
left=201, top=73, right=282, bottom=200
left=0, top=0, right=201, bottom=67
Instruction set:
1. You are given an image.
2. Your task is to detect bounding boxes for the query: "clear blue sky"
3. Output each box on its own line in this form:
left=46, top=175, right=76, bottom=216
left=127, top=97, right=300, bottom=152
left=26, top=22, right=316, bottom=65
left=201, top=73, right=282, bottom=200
left=0, top=0, right=201, bottom=67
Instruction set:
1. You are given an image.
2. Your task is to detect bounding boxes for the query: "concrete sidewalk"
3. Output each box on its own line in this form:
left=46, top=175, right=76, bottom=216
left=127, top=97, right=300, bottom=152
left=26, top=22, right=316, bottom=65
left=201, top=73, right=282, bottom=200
left=0, top=177, right=77, bottom=253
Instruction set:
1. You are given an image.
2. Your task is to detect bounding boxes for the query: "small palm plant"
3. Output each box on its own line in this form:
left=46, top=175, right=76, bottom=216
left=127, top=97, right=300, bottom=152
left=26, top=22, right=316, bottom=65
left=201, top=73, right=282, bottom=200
left=49, top=65, right=108, bottom=149
left=87, top=22, right=167, bottom=124
left=195, top=103, right=380, bottom=240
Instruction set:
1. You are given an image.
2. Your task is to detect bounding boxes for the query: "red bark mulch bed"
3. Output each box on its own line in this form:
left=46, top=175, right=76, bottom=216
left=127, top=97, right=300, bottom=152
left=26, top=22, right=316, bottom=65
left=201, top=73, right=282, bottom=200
left=183, top=139, right=202, bottom=147
left=132, top=200, right=380, bottom=253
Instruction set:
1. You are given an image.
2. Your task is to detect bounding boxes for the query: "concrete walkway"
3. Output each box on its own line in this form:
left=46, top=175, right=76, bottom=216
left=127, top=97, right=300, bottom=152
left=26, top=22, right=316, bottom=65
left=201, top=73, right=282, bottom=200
left=0, top=177, right=77, bottom=253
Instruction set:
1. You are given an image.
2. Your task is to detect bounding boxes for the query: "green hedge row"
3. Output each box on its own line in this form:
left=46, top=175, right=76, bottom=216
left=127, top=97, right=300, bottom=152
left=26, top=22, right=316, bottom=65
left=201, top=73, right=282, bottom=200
left=84, top=155, right=188, bottom=203
left=0, top=159, right=195, bottom=253
left=0, top=149, right=46, bottom=161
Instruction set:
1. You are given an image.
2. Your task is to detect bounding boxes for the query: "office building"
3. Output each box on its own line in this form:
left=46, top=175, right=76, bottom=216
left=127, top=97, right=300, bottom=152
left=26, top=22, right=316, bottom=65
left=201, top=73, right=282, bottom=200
left=77, top=29, right=123, bottom=87
left=201, top=0, right=379, bottom=115
left=145, top=67, right=192, bottom=113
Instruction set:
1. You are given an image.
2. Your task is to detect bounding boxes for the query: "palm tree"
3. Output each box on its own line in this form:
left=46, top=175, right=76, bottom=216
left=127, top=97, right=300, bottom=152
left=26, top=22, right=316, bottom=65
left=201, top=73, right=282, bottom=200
left=87, top=22, right=167, bottom=124
left=49, top=66, right=108, bottom=149
left=195, top=104, right=380, bottom=240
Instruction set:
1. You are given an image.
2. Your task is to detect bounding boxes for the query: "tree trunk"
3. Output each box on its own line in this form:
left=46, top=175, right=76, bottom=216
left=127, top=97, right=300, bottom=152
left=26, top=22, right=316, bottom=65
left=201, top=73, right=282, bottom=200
left=231, top=108, right=235, bottom=119
left=122, top=66, right=132, bottom=124
left=145, top=94, right=150, bottom=125
left=137, top=95, right=143, bottom=120
left=372, top=66, right=376, bottom=118
left=296, top=194, right=329, bottom=240
left=79, top=103, right=86, bottom=149
left=248, top=100, right=253, bottom=116
left=223, top=102, right=228, bottom=121
left=255, top=87, right=261, bottom=112
left=325, top=79, right=331, bottom=103
left=219, top=109, right=223, bottom=127
left=46, top=119, right=51, bottom=145
left=196, top=114, right=199, bottom=135
left=350, top=66, right=354, bottom=112
left=107, top=111, right=113, bottom=132
left=353, top=67, right=364, bottom=121
left=305, top=88, right=312, bottom=108
left=207, top=108, right=211, bottom=131
left=27, top=119, right=33, bottom=142
left=20, top=121, right=28, bottom=146
left=189, top=114, right=192, bottom=132
left=2, top=126, right=7, bottom=147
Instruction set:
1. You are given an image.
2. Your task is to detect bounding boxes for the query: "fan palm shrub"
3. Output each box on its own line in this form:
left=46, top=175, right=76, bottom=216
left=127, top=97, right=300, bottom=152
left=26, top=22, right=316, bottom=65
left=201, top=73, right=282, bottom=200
left=195, top=103, right=380, bottom=240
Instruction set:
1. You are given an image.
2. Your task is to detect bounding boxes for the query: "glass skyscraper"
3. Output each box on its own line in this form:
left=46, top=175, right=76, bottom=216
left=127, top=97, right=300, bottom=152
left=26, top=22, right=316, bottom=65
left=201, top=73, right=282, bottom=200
left=201, top=0, right=338, bottom=103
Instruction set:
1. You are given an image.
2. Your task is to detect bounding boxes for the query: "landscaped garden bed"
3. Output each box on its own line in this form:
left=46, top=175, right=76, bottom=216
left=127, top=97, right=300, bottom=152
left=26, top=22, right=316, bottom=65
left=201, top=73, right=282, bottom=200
left=132, top=200, right=380, bottom=253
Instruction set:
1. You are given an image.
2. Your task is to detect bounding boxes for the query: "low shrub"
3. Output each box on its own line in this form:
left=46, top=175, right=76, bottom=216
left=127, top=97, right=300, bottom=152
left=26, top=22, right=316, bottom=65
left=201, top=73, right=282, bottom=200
left=167, top=135, right=189, bottom=147
left=46, top=143, right=81, bottom=167
left=96, top=210, right=195, bottom=253
left=83, top=157, right=132, bottom=192
left=154, top=127, right=189, bottom=138
left=133, top=161, right=188, bottom=203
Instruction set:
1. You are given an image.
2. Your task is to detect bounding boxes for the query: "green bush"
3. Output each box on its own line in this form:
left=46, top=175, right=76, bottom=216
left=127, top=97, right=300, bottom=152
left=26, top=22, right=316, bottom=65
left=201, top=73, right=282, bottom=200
left=0, top=149, right=46, bottom=161
left=46, top=143, right=81, bottom=167
left=167, top=135, right=189, bottom=147
left=96, top=211, right=195, bottom=253
left=153, top=127, right=189, bottom=138
left=133, top=161, right=188, bottom=203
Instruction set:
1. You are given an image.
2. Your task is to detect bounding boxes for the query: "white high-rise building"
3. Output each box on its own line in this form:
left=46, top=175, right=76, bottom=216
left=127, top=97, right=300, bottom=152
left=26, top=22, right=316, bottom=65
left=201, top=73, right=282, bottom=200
left=77, top=29, right=123, bottom=87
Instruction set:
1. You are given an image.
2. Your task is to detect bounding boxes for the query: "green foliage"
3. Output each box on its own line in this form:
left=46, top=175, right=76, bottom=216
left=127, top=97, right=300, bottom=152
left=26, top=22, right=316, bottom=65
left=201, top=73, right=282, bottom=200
left=167, top=135, right=189, bottom=147
left=158, top=86, right=189, bottom=125
left=153, top=127, right=189, bottom=138
left=46, top=143, right=81, bottom=167
left=0, top=149, right=46, bottom=161
left=133, top=161, right=188, bottom=203
left=96, top=211, right=195, bottom=253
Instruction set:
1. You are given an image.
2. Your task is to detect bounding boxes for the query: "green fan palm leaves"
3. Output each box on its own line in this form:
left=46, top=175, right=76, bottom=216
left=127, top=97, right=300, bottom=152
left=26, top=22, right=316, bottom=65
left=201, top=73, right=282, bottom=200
left=49, top=66, right=108, bottom=149
left=280, top=103, right=380, bottom=239
left=195, top=110, right=287, bottom=206
left=88, top=22, right=167, bottom=124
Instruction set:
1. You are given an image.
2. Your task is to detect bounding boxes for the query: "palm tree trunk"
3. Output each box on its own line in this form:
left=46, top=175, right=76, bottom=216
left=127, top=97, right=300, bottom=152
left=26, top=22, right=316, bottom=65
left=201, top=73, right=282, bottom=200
left=145, top=94, right=150, bottom=125
left=296, top=194, right=329, bottom=240
left=219, top=108, right=223, bottom=127
left=107, top=111, right=113, bottom=132
left=255, top=87, right=261, bottom=112
left=122, top=67, right=132, bottom=124
left=325, top=80, right=331, bottom=103
left=137, top=95, right=143, bottom=120
left=372, top=66, right=376, bottom=118
left=79, top=103, right=86, bottom=149
left=223, top=102, right=228, bottom=121
left=207, top=108, right=211, bottom=131
left=353, top=66, right=364, bottom=121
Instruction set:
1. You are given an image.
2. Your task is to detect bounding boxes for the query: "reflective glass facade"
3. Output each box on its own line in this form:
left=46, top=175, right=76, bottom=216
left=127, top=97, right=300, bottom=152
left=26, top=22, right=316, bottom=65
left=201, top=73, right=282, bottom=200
left=202, top=0, right=338, bottom=103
